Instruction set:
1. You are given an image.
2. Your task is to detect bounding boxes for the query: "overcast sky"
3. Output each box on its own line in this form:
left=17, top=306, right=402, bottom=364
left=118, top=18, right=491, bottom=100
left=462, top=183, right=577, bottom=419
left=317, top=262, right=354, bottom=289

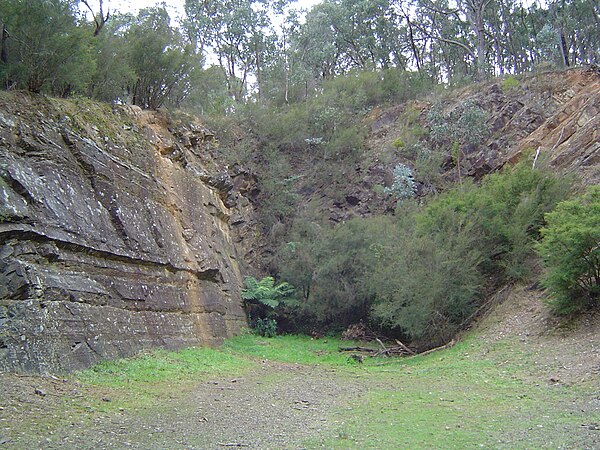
left=108, top=0, right=323, bottom=20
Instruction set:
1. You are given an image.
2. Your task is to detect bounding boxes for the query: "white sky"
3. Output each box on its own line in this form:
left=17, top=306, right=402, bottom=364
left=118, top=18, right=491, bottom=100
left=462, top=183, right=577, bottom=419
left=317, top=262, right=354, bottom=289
left=108, top=0, right=323, bottom=21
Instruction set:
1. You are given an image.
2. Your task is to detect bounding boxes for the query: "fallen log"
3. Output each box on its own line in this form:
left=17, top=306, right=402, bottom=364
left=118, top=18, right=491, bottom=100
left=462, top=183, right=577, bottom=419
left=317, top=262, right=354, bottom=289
left=395, top=339, right=416, bottom=355
left=413, top=339, right=456, bottom=358
left=338, top=346, right=380, bottom=353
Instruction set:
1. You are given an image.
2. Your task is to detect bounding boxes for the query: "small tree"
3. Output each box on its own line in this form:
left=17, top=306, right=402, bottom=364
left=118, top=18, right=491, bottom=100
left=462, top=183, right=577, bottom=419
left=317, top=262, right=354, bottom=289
left=427, top=100, right=489, bottom=182
left=537, top=187, right=600, bottom=314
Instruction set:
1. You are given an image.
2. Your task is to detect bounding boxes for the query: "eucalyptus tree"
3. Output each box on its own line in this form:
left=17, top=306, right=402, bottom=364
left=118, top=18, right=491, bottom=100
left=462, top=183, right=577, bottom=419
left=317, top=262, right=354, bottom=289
left=80, top=0, right=111, bottom=36
left=127, top=6, right=199, bottom=109
left=412, top=0, right=496, bottom=79
left=184, top=0, right=279, bottom=101
left=545, top=0, right=599, bottom=66
left=88, top=12, right=135, bottom=102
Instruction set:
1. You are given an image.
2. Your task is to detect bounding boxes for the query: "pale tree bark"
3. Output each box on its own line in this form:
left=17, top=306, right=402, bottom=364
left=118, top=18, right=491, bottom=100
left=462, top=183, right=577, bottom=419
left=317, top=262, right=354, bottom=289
left=80, top=0, right=110, bottom=36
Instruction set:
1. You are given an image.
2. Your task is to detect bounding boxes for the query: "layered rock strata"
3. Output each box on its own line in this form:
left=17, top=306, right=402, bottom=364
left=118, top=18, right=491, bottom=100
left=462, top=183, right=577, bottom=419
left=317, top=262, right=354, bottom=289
left=0, top=95, right=249, bottom=373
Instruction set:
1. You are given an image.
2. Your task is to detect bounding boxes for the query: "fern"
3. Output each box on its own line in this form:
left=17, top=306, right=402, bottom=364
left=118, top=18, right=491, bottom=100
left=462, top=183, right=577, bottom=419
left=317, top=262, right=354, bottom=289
left=242, top=276, right=295, bottom=309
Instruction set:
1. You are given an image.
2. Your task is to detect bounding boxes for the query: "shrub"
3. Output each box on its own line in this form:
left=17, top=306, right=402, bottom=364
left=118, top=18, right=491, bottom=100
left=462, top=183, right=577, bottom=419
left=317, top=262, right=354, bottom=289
left=373, top=162, right=570, bottom=344
left=304, top=216, right=395, bottom=327
left=418, top=162, right=571, bottom=281
left=371, top=220, right=483, bottom=346
left=253, top=318, right=278, bottom=338
left=277, top=161, right=571, bottom=346
left=501, top=76, right=520, bottom=91
left=384, top=164, right=417, bottom=199
left=537, top=187, right=600, bottom=314
left=427, top=100, right=489, bottom=149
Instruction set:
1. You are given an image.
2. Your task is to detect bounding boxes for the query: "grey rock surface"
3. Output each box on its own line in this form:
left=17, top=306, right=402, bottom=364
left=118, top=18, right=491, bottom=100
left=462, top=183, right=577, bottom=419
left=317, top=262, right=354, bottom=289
left=0, top=94, right=249, bottom=373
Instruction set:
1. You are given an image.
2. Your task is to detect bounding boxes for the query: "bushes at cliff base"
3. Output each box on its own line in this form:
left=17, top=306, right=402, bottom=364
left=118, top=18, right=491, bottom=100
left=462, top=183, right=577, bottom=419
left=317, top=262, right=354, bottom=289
left=537, top=187, right=600, bottom=314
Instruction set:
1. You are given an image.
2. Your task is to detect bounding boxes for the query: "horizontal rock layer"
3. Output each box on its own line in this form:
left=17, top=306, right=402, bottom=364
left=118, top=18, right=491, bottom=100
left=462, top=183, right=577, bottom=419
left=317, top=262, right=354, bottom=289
left=0, top=95, right=249, bottom=373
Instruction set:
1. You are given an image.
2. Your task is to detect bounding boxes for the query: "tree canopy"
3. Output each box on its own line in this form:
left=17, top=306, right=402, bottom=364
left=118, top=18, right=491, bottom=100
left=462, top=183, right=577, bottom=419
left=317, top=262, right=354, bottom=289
left=0, top=0, right=597, bottom=105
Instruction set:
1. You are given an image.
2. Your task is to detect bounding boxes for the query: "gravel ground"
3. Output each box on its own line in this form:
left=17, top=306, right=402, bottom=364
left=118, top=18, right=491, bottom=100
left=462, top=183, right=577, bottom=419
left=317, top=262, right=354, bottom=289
left=0, top=361, right=366, bottom=450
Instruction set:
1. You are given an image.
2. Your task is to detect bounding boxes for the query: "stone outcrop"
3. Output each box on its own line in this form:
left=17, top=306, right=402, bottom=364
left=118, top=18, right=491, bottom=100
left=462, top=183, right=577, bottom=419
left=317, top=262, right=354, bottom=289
left=0, top=94, right=250, bottom=373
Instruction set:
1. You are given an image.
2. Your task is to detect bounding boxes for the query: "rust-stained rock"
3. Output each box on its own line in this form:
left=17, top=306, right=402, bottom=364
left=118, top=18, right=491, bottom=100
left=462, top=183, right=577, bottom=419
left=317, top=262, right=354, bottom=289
left=0, top=94, right=250, bottom=374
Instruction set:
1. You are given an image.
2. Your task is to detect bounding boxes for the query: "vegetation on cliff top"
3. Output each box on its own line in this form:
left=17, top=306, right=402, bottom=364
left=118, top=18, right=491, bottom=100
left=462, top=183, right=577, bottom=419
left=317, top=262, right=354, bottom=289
left=1, top=0, right=598, bottom=108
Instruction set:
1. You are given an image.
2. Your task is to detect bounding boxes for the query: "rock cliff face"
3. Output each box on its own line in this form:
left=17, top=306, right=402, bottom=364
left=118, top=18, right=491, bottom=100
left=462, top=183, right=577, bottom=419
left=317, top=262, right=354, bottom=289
left=328, top=67, right=599, bottom=223
left=0, top=94, right=250, bottom=373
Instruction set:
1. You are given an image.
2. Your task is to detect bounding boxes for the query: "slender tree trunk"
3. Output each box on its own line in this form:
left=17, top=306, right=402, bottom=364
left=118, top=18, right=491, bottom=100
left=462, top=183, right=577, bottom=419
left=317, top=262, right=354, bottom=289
left=559, top=28, right=570, bottom=67
left=1, top=24, right=8, bottom=64
left=254, top=40, right=262, bottom=101
left=406, top=14, right=422, bottom=72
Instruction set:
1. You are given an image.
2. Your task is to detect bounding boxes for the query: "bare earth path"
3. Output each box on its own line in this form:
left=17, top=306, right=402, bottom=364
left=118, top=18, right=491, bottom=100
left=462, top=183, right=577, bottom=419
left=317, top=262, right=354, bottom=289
left=1, top=361, right=366, bottom=449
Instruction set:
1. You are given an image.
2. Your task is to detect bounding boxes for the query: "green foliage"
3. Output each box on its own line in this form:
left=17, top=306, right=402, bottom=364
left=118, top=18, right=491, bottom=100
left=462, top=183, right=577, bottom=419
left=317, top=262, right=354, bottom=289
left=410, top=142, right=445, bottom=190
left=324, top=125, right=365, bottom=162
left=127, top=6, right=200, bottom=109
left=418, top=162, right=572, bottom=281
left=253, top=318, right=278, bottom=338
left=501, top=76, right=520, bottom=91
left=255, top=145, right=300, bottom=231
left=535, top=24, right=562, bottom=66
left=277, top=162, right=571, bottom=345
left=302, top=216, right=396, bottom=328
left=428, top=100, right=489, bottom=149
left=242, top=275, right=297, bottom=336
left=372, top=184, right=386, bottom=195
left=537, top=187, right=600, bottom=314
left=384, top=164, right=417, bottom=200
left=372, top=213, right=483, bottom=345
left=392, top=138, right=405, bottom=149
left=374, top=163, right=570, bottom=343
left=242, top=276, right=295, bottom=310
left=0, top=0, right=95, bottom=95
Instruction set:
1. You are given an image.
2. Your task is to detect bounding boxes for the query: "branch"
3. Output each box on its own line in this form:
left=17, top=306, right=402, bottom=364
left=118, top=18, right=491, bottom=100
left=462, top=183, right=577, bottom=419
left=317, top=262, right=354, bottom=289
left=413, top=22, right=475, bottom=58
left=419, top=0, right=459, bottom=16
left=81, top=0, right=110, bottom=36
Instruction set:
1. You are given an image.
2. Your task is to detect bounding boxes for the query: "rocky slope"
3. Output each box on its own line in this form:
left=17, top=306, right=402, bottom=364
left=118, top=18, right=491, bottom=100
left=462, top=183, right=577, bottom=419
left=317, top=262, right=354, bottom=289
left=0, top=94, right=253, bottom=373
left=322, top=66, right=600, bottom=223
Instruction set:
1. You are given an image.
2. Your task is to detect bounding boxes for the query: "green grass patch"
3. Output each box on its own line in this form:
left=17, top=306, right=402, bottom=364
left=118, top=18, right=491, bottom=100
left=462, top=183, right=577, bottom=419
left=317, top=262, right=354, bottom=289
left=78, top=346, right=255, bottom=388
left=7, top=331, right=597, bottom=448
left=306, top=337, right=597, bottom=449
left=222, top=332, right=372, bottom=367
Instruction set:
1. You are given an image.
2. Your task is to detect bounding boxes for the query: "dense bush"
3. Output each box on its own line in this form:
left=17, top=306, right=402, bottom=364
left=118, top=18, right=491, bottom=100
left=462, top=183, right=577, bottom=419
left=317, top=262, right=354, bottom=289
left=277, top=162, right=571, bottom=346
left=253, top=318, right=278, bottom=338
left=0, top=0, right=94, bottom=94
left=371, top=206, right=484, bottom=345
left=304, top=217, right=394, bottom=328
left=537, top=187, right=600, bottom=314
left=418, top=162, right=572, bottom=281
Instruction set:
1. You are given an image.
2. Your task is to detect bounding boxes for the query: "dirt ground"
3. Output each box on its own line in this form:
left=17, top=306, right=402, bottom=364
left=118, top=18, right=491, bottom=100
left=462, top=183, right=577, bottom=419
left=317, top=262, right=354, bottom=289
left=1, top=286, right=599, bottom=449
left=0, top=360, right=368, bottom=449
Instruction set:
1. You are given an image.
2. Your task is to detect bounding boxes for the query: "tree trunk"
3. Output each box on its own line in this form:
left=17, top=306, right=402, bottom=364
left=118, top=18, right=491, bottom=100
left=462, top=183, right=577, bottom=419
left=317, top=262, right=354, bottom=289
left=559, top=28, right=570, bottom=67
left=1, top=24, right=8, bottom=64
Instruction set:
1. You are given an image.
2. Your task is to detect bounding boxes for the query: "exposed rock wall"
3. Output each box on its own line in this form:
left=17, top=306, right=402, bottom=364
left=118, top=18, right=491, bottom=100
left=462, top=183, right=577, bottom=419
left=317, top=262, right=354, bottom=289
left=0, top=94, right=250, bottom=373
